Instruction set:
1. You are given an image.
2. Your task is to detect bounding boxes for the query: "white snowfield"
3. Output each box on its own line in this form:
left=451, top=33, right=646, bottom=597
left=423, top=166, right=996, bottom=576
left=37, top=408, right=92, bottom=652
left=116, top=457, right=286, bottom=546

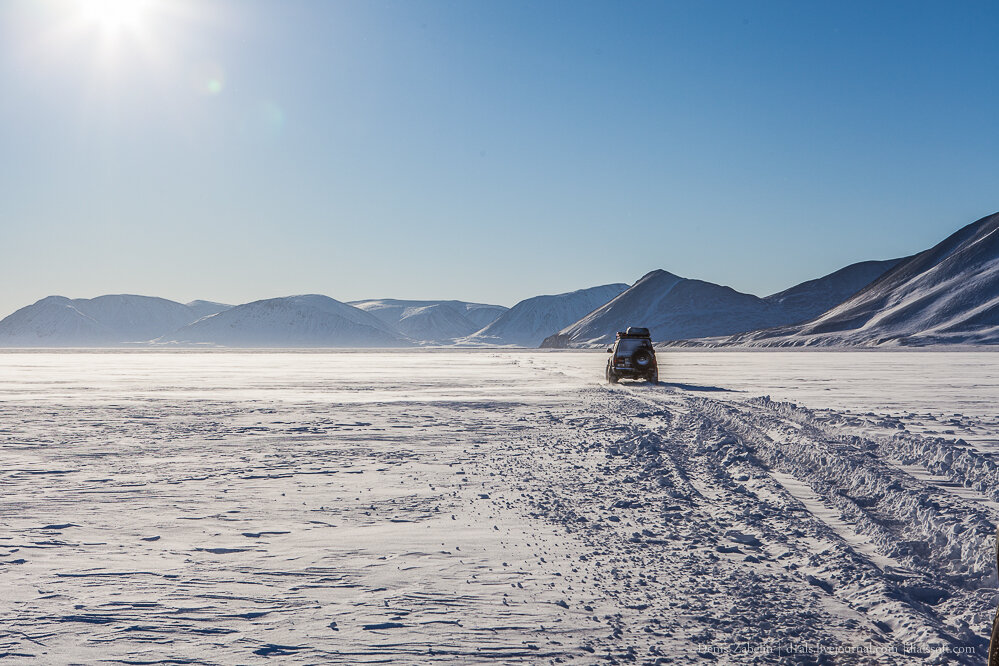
left=1, top=350, right=997, bottom=664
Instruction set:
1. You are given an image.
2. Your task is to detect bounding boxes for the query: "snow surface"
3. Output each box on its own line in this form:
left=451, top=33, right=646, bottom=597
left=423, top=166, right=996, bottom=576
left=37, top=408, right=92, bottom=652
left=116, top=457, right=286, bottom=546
left=461, top=284, right=629, bottom=347
left=158, top=295, right=410, bottom=348
left=1, top=349, right=996, bottom=663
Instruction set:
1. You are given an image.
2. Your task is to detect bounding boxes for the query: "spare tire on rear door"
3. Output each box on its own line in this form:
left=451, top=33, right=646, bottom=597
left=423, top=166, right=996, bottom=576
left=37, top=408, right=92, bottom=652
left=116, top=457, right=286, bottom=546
left=632, top=349, right=652, bottom=368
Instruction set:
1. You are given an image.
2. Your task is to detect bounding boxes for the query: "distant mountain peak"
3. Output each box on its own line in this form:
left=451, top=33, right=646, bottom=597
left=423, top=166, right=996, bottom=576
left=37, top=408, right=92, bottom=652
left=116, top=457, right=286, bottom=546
left=635, top=269, right=683, bottom=283
left=461, top=283, right=629, bottom=347
left=545, top=257, right=904, bottom=348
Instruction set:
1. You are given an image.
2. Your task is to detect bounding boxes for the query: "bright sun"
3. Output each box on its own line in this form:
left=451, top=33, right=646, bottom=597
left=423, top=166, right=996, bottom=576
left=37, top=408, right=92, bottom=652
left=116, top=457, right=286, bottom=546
left=75, top=0, right=153, bottom=33
left=33, top=0, right=184, bottom=71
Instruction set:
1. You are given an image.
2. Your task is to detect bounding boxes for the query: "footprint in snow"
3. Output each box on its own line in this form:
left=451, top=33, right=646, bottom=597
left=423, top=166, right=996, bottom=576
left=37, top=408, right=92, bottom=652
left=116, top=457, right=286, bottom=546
left=252, top=644, right=306, bottom=657
left=362, top=622, right=406, bottom=630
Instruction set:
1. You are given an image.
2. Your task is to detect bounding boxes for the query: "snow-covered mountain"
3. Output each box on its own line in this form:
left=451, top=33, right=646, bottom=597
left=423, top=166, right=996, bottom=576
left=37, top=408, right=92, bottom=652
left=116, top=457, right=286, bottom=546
left=544, top=260, right=901, bottom=348
left=159, top=294, right=410, bottom=347
left=462, top=303, right=510, bottom=329
left=185, top=300, right=232, bottom=320
left=461, top=284, right=629, bottom=347
left=349, top=299, right=507, bottom=344
left=0, top=295, right=219, bottom=347
left=728, top=211, right=999, bottom=346
left=10, top=218, right=983, bottom=350
left=762, top=258, right=903, bottom=324
left=543, top=271, right=779, bottom=347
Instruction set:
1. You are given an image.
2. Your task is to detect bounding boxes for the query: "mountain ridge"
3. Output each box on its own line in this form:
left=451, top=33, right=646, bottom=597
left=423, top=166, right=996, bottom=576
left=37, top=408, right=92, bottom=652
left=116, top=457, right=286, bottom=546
left=460, top=284, right=630, bottom=347
left=0, top=294, right=229, bottom=347
left=3, top=212, right=996, bottom=349
left=718, top=211, right=999, bottom=346
left=543, top=258, right=904, bottom=348
left=158, top=294, right=410, bottom=348
left=349, top=299, right=507, bottom=344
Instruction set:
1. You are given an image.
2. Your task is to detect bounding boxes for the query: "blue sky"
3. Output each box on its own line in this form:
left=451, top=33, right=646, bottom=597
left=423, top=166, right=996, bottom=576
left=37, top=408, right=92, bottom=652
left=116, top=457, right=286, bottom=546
left=1, top=0, right=997, bottom=315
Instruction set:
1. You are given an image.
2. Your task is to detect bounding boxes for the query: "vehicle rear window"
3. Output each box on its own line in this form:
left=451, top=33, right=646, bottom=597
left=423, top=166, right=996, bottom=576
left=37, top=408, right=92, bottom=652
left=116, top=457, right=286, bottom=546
left=615, top=338, right=648, bottom=353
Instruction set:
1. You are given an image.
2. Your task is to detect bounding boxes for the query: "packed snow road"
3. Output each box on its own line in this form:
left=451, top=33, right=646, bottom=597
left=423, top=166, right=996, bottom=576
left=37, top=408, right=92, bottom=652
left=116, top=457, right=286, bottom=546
left=0, top=350, right=997, bottom=664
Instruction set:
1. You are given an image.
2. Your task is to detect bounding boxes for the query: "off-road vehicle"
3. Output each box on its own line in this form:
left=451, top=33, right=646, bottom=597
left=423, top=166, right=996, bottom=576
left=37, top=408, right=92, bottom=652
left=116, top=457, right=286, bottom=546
left=605, top=327, right=658, bottom=384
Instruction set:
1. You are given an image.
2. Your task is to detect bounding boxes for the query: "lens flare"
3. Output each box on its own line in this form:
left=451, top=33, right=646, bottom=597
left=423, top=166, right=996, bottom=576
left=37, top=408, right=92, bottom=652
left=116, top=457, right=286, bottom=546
left=259, top=101, right=286, bottom=132
left=193, top=61, right=226, bottom=95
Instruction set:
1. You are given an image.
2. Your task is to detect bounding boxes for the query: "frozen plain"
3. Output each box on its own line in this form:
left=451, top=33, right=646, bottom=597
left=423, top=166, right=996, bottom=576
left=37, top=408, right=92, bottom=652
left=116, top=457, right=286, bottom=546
left=1, top=350, right=998, bottom=664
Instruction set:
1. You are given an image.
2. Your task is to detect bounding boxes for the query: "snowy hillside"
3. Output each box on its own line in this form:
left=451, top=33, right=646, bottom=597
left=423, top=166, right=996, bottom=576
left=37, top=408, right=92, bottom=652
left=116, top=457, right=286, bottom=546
left=544, top=271, right=779, bottom=347
left=159, top=294, right=410, bottom=347
left=0, top=295, right=217, bottom=347
left=544, top=260, right=902, bottom=348
left=349, top=299, right=507, bottom=344
left=185, top=300, right=232, bottom=320
left=461, top=284, right=629, bottom=347
left=463, top=303, right=510, bottom=329
left=763, top=258, right=903, bottom=324
left=730, top=211, right=999, bottom=346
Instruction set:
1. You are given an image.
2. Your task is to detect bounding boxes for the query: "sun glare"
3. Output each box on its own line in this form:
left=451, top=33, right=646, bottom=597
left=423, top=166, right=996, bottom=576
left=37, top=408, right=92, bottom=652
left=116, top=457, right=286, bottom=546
left=76, top=0, right=152, bottom=33
left=32, top=0, right=196, bottom=79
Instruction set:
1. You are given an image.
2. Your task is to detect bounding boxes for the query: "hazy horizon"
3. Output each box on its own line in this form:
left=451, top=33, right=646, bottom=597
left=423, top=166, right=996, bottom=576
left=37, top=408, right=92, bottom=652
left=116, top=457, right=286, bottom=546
left=0, top=252, right=915, bottom=316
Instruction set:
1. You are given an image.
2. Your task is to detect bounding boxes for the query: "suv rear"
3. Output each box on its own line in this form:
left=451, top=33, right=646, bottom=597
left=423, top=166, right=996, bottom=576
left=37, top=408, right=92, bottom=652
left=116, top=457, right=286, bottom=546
left=605, top=327, right=658, bottom=384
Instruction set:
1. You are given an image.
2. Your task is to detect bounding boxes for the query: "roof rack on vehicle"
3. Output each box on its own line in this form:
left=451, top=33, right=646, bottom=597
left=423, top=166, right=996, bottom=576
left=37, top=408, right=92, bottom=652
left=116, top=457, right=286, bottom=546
left=617, top=327, right=651, bottom=338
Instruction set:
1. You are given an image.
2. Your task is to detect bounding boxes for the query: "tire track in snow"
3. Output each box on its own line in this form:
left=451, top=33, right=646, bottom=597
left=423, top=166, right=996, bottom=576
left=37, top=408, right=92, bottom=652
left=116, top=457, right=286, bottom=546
left=768, top=470, right=903, bottom=573
left=608, top=383, right=991, bottom=660
left=497, top=385, right=924, bottom=663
